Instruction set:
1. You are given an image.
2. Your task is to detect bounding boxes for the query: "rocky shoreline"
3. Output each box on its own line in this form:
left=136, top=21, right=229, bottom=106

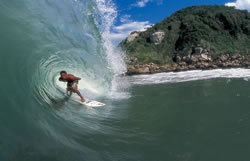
left=126, top=53, right=250, bottom=75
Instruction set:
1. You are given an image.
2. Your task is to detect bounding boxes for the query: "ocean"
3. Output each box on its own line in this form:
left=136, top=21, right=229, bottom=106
left=1, top=0, right=250, bottom=160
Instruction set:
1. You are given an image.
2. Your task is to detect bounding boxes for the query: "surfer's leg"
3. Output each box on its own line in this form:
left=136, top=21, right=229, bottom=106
left=71, top=83, right=84, bottom=102
left=70, top=82, right=85, bottom=102
left=66, top=87, right=72, bottom=96
left=71, top=87, right=85, bottom=102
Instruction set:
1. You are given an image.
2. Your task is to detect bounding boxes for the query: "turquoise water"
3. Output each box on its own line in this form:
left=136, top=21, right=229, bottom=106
left=123, top=78, right=250, bottom=161
left=1, top=0, right=250, bottom=160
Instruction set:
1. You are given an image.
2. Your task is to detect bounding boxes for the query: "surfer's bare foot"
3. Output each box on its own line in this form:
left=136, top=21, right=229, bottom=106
left=81, top=98, right=86, bottom=102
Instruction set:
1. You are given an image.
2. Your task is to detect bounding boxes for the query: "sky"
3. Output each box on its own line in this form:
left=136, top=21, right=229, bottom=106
left=109, top=0, right=250, bottom=44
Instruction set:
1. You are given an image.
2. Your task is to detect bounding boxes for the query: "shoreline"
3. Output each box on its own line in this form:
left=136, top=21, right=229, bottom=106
left=126, top=53, right=250, bottom=75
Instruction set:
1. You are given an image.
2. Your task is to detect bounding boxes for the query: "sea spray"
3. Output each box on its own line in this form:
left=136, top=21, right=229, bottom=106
left=94, top=0, right=129, bottom=99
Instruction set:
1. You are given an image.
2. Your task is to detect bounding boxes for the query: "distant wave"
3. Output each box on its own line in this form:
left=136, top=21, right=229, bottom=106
left=128, top=68, right=250, bottom=85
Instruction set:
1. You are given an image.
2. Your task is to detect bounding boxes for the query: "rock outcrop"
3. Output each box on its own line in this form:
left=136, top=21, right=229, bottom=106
left=150, top=31, right=165, bottom=45
left=126, top=32, right=139, bottom=42
left=126, top=53, right=250, bottom=75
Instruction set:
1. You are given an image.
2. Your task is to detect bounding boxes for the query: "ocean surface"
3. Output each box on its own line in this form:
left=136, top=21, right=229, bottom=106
left=1, top=0, right=250, bottom=161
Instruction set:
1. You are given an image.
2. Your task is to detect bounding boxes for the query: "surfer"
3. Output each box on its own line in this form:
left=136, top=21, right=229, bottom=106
left=59, top=71, right=86, bottom=102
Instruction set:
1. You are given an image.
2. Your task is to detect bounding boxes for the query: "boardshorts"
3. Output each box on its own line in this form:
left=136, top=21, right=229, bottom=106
left=67, top=80, right=78, bottom=90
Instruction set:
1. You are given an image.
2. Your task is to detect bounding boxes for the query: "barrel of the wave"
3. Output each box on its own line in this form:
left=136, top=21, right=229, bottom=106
left=0, top=0, right=123, bottom=160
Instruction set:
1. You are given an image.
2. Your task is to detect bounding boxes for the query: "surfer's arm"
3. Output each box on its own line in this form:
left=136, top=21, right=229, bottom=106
left=72, top=76, right=81, bottom=81
left=73, top=75, right=81, bottom=80
left=59, top=77, right=67, bottom=82
left=68, top=74, right=81, bottom=81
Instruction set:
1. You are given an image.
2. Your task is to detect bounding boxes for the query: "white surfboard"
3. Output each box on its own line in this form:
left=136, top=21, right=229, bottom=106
left=74, top=99, right=105, bottom=107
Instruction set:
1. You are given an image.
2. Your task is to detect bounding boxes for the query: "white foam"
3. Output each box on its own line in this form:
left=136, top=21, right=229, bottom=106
left=129, top=68, right=250, bottom=85
left=94, top=0, right=129, bottom=99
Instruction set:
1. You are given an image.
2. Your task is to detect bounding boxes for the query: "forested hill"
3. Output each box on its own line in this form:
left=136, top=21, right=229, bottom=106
left=120, top=5, right=250, bottom=65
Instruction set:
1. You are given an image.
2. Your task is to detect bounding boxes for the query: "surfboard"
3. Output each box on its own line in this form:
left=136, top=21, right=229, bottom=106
left=74, top=99, right=105, bottom=107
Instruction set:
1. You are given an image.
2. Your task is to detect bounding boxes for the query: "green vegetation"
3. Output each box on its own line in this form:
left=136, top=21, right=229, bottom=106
left=120, top=5, right=250, bottom=65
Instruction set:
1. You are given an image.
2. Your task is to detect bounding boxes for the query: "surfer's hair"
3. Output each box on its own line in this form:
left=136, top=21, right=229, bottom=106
left=60, top=71, right=67, bottom=75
